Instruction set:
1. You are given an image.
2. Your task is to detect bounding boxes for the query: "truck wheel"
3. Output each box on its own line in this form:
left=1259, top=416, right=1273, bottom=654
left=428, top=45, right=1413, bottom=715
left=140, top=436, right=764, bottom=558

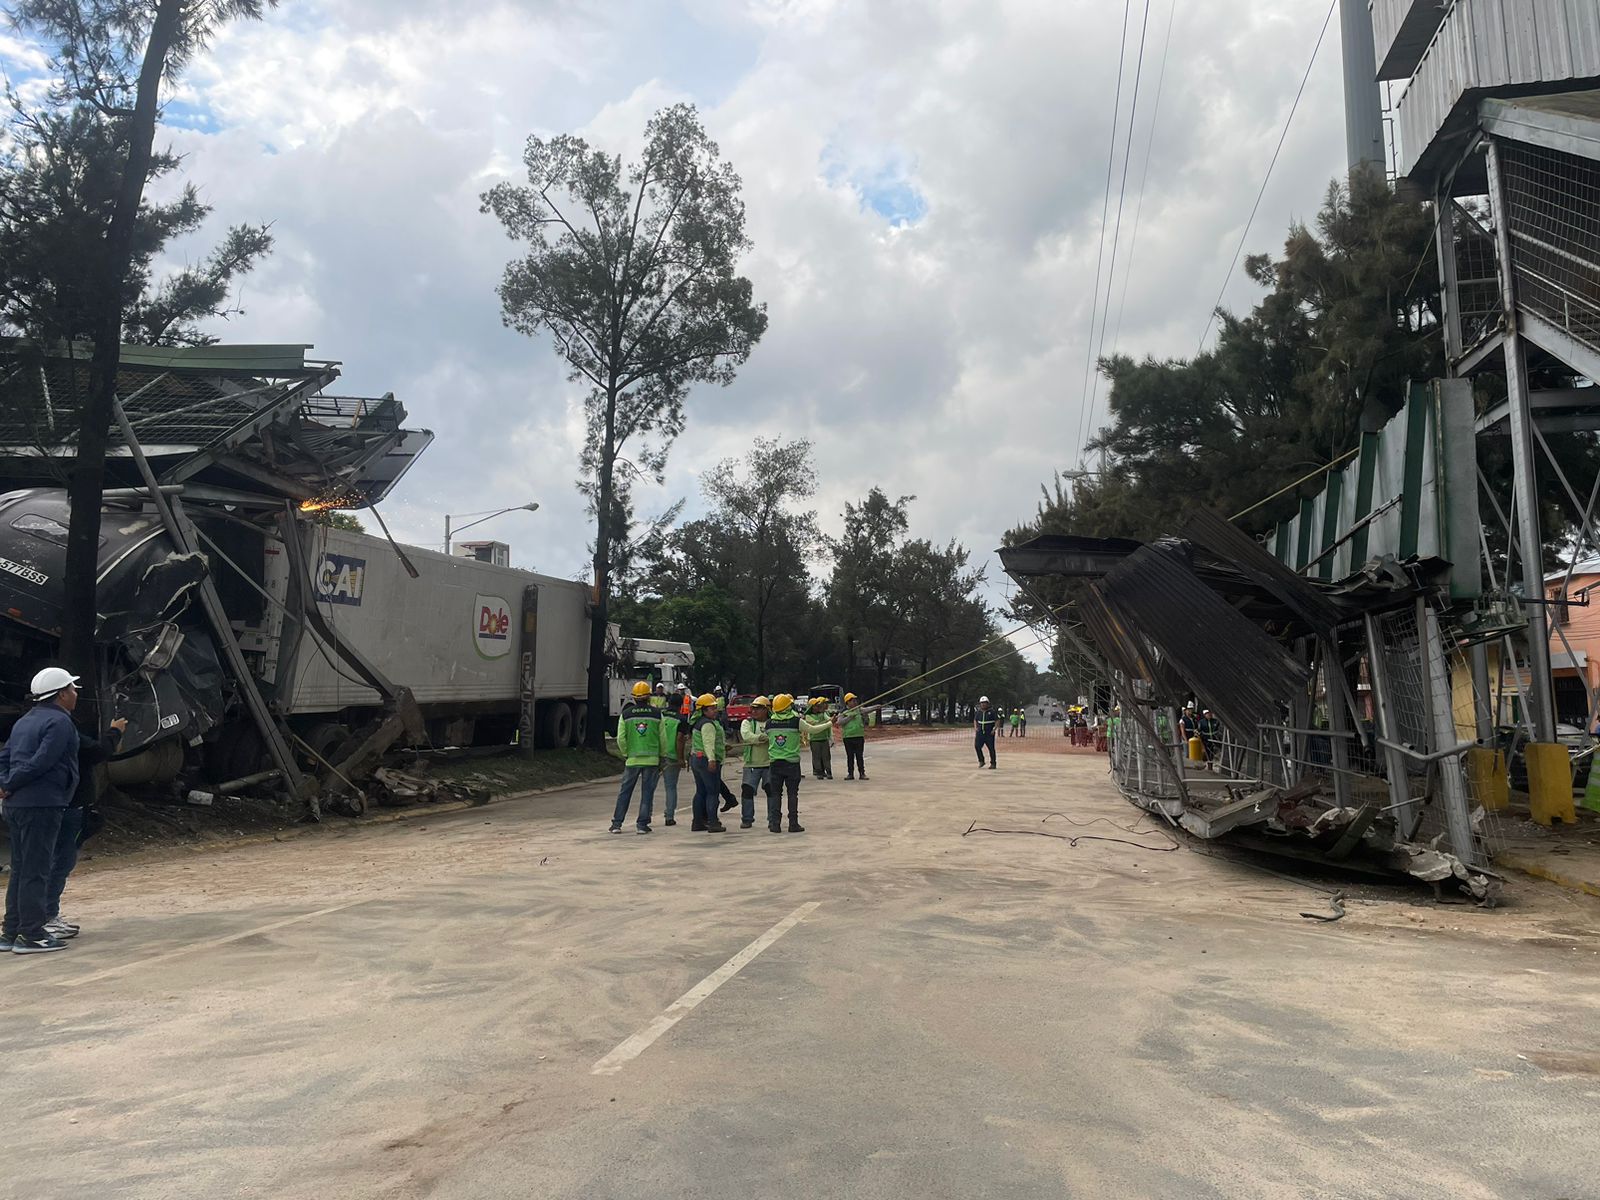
left=302, top=722, right=353, bottom=770
left=541, top=701, right=574, bottom=749
left=572, top=703, right=588, bottom=747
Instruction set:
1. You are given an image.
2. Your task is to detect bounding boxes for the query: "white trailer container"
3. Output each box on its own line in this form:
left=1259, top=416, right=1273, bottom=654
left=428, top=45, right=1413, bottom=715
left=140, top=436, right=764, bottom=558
left=241, top=525, right=613, bottom=750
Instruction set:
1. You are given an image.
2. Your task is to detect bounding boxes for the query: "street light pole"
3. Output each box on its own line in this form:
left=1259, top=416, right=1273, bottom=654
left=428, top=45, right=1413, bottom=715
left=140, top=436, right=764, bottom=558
left=443, top=502, right=540, bottom=555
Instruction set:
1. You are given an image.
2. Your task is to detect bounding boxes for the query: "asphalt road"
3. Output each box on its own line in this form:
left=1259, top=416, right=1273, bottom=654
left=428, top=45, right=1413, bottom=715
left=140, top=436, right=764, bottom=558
left=5, top=737, right=1600, bottom=1199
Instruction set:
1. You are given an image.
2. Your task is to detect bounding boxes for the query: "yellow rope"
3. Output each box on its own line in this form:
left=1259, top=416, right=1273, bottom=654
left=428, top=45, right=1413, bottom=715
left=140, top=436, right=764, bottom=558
left=854, top=603, right=1070, bottom=710
left=1228, top=445, right=1359, bottom=522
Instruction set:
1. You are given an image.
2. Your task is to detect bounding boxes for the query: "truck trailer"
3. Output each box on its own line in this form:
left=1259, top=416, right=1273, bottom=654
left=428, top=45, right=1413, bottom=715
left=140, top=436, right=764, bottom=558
left=0, top=340, right=689, bottom=813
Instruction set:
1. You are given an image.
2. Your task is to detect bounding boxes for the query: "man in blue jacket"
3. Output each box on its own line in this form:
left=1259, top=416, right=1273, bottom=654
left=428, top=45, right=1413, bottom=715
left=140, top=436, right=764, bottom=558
left=1, top=667, right=84, bottom=954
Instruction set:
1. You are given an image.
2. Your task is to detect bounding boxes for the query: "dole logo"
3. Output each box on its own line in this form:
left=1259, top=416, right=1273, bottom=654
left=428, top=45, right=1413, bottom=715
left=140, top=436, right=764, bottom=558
left=474, top=594, right=513, bottom=658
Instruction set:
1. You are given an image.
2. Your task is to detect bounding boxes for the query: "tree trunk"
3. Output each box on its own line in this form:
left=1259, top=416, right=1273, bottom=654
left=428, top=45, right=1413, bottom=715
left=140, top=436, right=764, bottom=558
left=585, top=390, right=617, bottom=750
left=59, top=0, right=186, bottom=701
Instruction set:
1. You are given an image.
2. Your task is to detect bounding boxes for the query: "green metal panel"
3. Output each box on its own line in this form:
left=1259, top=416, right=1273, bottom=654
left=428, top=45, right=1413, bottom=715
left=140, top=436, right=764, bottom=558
left=1349, top=430, right=1379, bottom=565
left=1398, top=384, right=1430, bottom=559
left=1274, top=521, right=1292, bottom=563
left=1318, top=469, right=1344, bottom=581
left=1296, top=497, right=1315, bottom=569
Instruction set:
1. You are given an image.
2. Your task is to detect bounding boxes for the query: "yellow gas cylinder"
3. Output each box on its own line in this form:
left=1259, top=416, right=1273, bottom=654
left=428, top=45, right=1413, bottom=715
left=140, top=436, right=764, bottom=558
left=1187, top=735, right=1205, bottom=762
left=1526, top=742, right=1575, bottom=826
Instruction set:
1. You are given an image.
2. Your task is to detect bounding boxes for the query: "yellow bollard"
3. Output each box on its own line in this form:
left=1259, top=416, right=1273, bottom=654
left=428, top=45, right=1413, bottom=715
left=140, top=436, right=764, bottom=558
left=1187, top=736, right=1205, bottom=763
left=1467, top=746, right=1510, bottom=812
left=1526, top=742, right=1576, bottom=826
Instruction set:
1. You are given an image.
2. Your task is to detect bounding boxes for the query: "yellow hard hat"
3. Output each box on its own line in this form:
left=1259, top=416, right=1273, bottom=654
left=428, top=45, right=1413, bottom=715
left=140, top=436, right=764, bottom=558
left=772, top=693, right=794, bottom=713
left=753, top=695, right=771, bottom=708
left=631, top=680, right=652, bottom=697
left=809, top=695, right=827, bottom=709
left=696, top=692, right=717, bottom=709
left=844, top=692, right=857, bottom=704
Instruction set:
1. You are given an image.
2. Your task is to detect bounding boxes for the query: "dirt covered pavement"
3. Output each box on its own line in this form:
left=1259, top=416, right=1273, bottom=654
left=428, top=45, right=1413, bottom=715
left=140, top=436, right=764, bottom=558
left=5, top=739, right=1600, bottom=1199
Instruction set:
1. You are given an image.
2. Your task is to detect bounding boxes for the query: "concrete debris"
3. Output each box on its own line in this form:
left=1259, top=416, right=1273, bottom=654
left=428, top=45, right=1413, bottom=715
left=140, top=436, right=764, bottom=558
left=1393, top=839, right=1504, bottom=907
left=370, top=768, right=488, bottom=809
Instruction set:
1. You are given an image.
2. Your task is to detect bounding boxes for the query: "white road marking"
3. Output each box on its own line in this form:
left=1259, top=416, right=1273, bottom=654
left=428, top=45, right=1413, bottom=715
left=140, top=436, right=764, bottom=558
left=591, top=900, right=821, bottom=1076
left=58, top=900, right=368, bottom=988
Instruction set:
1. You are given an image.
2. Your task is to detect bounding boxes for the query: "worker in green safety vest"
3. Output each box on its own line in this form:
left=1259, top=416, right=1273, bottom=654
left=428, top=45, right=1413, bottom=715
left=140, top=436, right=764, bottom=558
left=610, top=681, right=668, bottom=834
left=806, top=695, right=835, bottom=780
left=764, top=694, right=830, bottom=833
left=660, top=685, right=690, bottom=826
left=737, top=696, right=772, bottom=829
left=838, top=692, right=869, bottom=780
left=689, top=692, right=728, bottom=833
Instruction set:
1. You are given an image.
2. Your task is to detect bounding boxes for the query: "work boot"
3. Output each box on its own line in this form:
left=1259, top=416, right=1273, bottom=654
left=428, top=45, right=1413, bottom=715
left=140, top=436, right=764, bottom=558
left=768, top=822, right=782, bottom=833
left=706, top=820, right=727, bottom=833
left=788, top=821, right=806, bottom=833
left=664, top=817, right=677, bottom=826
left=740, top=819, right=754, bottom=828
left=720, top=797, right=738, bottom=812
left=691, top=819, right=707, bottom=831
left=846, top=773, right=854, bottom=780
left=859, top=773, right=869, bottom=781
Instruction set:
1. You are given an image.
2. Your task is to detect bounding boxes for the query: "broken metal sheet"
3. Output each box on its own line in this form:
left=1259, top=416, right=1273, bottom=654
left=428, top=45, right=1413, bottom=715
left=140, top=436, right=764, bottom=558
left=1182, top=508, right=1343, bottom=636
left=1093, top=544, right=1312, bottom=737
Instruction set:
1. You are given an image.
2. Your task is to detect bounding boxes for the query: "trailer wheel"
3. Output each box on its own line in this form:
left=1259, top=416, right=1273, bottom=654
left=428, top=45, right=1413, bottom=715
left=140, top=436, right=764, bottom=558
left=572, top=702, right=588, bottom=747
left=302, top=722, right=353, bottom=771
left=541, top=701, right=574, bottom=749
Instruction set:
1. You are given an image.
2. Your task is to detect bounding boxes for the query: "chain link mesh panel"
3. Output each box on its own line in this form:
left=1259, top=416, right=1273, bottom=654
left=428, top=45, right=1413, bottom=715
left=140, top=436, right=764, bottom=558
left=1499, top=140, right=1600, bottom=361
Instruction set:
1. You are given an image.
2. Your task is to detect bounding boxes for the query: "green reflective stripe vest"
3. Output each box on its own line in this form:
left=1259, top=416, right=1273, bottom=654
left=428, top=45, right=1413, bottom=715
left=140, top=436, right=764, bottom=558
left=975, top=709, right=999, bottom=735
left=806, top=708, right=832, bottom=742
left=840, top=706, right=866, bottom=739
left=691, top=713, right=725, bottom=760
left=766, top=711, right=803, bottom=762
left=662, top=712, right=684, bottom=761
left=741, top=719, right=770, bottom=767
left=616, top=703, right=666, bottom=766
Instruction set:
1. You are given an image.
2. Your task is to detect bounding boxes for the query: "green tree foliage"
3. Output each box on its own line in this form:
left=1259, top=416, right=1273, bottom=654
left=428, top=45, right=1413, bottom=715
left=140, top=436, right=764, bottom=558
left=482, top=103, right=768, bottom=747
left=828, top=488, right=912, bottom=695
left=1044, top=172, right=1443, bottom=544
left=0, top=0, right=277, bottom=681
left=671, top=437, right=819, bottom=690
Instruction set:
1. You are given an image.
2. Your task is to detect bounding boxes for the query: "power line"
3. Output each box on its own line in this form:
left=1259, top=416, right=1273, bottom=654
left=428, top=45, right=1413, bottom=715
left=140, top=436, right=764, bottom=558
left=1107, top=0, right=1178, bottom=358
left=1074, top=0, right=1134, bottom=466
left=1084, top=0, right=1155, bottom=451
left=1195, top=0, right=1337, bottom=357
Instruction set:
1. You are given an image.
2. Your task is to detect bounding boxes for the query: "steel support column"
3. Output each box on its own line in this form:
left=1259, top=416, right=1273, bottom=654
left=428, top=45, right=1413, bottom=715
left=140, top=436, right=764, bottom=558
left=1364, top=612, right=1420, bottom=838
left=1486, top=137, right=1557, bottom=743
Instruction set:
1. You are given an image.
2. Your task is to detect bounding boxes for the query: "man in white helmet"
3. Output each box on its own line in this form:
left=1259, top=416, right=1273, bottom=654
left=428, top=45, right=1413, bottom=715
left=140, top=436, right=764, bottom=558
left=0, top=667, right=84, bottom=953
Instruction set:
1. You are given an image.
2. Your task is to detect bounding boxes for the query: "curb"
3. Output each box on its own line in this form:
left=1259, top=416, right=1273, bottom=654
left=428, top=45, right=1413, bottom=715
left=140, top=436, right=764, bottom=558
left=1495, top=851, right=1600, bottom=899
left=77, top=770, right=624, bottom=872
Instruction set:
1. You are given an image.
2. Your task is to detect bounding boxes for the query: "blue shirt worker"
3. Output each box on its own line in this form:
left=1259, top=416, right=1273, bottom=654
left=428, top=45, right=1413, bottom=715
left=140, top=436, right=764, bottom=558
left=610, top=681, right=668, bottom=834
left=974, top=696, right=999, bottom=769
left=1, top=667, right=84, bottom=954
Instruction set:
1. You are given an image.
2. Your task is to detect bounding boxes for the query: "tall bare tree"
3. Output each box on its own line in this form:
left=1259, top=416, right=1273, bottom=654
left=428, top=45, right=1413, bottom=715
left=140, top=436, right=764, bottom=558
left=482, top=103, right=767, bottom=746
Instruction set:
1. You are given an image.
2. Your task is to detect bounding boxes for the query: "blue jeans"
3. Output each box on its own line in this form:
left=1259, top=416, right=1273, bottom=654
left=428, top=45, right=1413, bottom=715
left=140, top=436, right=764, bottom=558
left=690, top=756, right=721, bottom=825
left=740, top=765, right=770, bottom=824
left=661, top=762, right=682, bottom=820
left=3, top=806, right=65, bottom=941
left=612, top=765, right=659, bottom=830
left=46, top=807, right=83, bottom=921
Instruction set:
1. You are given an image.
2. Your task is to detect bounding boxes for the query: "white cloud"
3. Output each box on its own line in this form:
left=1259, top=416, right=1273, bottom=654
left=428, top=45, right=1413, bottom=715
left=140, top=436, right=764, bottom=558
left=91, top=0, right=1352, bottom=650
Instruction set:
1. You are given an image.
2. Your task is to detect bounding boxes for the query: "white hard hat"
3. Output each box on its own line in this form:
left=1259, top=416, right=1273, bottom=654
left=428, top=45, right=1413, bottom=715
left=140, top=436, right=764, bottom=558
left=979, top=695, right=989, bottom=702
left=30, top=666, right=80, bottom=700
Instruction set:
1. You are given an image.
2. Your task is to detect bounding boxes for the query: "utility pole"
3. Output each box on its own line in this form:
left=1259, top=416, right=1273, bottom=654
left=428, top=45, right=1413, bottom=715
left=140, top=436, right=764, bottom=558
left=1339, top=0, right=1385, bottom=175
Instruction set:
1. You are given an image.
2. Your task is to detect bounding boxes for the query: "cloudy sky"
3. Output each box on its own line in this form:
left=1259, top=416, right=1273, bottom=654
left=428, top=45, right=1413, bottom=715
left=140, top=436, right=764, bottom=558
left=7, top=0, right=1359, bottom=651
